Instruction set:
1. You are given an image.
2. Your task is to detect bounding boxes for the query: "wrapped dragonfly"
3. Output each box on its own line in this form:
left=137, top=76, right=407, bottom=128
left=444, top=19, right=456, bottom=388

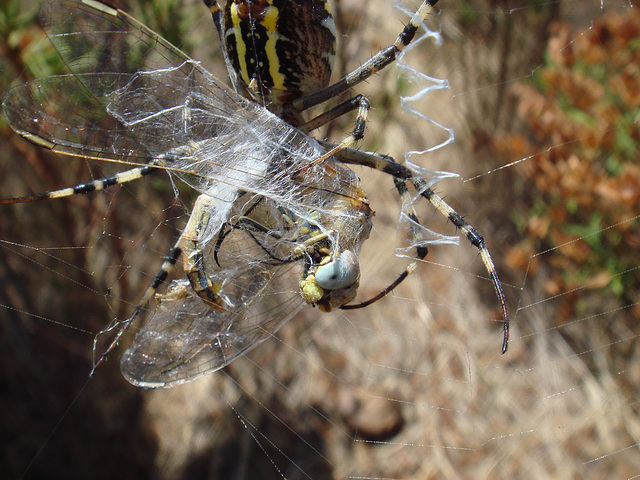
left=1, top=0, right=508, bottom=387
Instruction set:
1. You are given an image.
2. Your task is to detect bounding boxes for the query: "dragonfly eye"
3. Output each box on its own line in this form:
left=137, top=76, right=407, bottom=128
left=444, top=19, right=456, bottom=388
left=314, top=250, right=359, bottom=290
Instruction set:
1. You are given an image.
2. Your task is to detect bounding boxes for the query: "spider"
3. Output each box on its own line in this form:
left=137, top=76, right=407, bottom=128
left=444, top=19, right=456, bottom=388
left=1, top=0, right=508, bottom=387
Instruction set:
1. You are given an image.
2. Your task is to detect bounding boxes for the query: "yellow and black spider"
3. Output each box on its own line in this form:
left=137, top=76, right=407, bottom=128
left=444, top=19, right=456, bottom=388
left=1, top=0, right=508, bottom=387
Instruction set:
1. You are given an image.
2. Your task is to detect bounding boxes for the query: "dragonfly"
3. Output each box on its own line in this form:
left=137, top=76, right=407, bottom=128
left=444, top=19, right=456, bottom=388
left=1, top=0, right=509, bottom=387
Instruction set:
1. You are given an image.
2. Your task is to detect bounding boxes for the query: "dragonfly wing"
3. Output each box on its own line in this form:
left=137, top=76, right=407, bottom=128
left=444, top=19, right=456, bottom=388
left=5, top=1, right=356, bottom=209
left=121, top=196, right=306, bottom=387
left=1, top=70, right=308, bottom=200
left=120, top=271, right=304, bottom=388
left=40, top=0, right=259, bottom=156
left=5, top=0, right=254, bottom=166
left=2, top=75, right=151, bottom=164
left=1, top=68, right=254, bottom=164
left=41, top=0, right=193, bottom=76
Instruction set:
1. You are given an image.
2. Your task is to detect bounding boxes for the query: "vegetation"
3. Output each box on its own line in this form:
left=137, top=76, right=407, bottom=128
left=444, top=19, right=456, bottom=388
left=497, top=9, right=640, bottom=317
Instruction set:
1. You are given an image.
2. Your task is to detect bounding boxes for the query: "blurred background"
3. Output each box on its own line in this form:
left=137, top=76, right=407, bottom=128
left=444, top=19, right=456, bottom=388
left=1, top=0, right=638, bottom=478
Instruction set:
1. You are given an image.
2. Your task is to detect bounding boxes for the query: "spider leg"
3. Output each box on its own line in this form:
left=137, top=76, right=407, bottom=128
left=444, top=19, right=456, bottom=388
left=293, top=0, right=439, bottom=113
left=341, top=176, right=428, bottom=309
left=295, top=96, right=370, bottom=172
left=299, top=95, right=368, bottom=134
left=328, top=145, right=509, bottom=354
left=202, top=0, right=223, bottom=38
left=181, top=194, right=228, bottom=311
left=94, top=193, right=233, bottom=373
left=0, top=153, right=180, bottom=373
left=91, top=241, right=182, bottom=374
left=0, top=163, right=159, bottom=204
left=418, top=180, right=509, bottom=354
left=214, top=200, right=336, bottom=270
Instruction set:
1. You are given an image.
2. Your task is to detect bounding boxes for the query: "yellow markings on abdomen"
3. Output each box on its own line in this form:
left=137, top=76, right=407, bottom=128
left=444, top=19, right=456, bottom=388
left=261, top=4, right=286, bottom=92
left=229, top=2, right=251, bottom=87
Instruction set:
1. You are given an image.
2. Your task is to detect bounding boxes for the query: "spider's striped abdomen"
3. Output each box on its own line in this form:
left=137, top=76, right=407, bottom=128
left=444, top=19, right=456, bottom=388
left=222, top=0, right=336, bottom=122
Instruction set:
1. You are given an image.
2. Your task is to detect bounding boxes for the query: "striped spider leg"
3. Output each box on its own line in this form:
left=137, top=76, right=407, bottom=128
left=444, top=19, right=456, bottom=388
left=202, top=0, right=508, bottom=350
left=330, top=146, right=510, bottom=354
left=1, top=0, right=508, bottom=386
left=1, top=0, right=373, bottom=385
left=204, top=0, right=442, bottom=164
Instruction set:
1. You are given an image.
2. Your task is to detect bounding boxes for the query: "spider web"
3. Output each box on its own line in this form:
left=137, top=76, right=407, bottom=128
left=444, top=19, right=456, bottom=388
left=0, top=0, right=638, bottom=479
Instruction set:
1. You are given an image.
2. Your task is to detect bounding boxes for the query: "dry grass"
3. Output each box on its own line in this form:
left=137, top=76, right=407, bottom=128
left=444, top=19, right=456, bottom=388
left=1, top=0, right=638, bottom=479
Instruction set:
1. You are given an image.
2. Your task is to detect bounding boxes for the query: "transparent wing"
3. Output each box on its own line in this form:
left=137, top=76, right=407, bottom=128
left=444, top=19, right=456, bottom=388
left=40, top=0, right=193, bottom=76
left=3, top=0, right=239, bottom=163
left=2, top=70, right=365, bottom=227
left=2, top=0, right=364, bottom=215
left=3, top=74, right=153, bottom=163
left=121, top=197, right=307, bottom=387
left=2, top=0, right=374, bottom=386
left=121, top=281, right=304, bottom=388
left=1, top=0, right=270, bottom=170
left=2, top=70, right=279, bottom=172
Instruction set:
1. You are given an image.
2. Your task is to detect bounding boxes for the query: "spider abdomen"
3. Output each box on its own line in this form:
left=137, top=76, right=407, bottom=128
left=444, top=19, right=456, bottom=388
left=223, top=0, right=336, bottom=115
